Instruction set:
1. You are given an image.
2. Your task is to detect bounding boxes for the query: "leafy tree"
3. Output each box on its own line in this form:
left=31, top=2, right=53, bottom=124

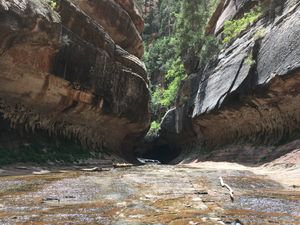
left=176, top=0, right=220, bottom=67
left=47, top=0, right=58, bottom=10
left=151, top=57, right=185, bottom=109
left=176, top=0, right=209, bottom=56
left=223, top=5, right=262, bottom=44
left=148, top=121, right=161, bottom=135
left=143, top=0, right=221, bottom=124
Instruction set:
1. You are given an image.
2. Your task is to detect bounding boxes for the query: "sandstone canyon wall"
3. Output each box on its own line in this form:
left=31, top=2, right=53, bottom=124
left=0, top=0, right=150, bottom=159
left=159, top=0, right=300, bottom=164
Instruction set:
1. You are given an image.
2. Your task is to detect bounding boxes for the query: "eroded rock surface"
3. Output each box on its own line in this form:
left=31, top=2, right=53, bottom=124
left=71, top=0, right=144, bottom=58
left=114, top=0, right=144, bottom=33
left=159, top=0, right=300, bottom=163
left=0, top=0, right=150, bottom=159
left=0, top=164, right=299, bottom=224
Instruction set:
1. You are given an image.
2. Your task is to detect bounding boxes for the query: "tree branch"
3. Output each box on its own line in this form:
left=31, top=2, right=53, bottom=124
left=219, top=177, right=234, bottom=202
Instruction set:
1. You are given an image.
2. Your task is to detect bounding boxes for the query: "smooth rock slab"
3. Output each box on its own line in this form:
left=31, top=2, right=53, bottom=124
left=0, top=164, right=299, bottom=224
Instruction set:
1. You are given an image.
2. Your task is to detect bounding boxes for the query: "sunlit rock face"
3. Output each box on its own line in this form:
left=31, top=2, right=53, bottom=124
left=160, top=0, right=300, bottom=163
left=0, top=0, right=150, bottom=158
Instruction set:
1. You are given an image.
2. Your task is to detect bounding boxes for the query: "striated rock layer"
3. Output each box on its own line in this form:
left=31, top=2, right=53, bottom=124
left=70, top=0, right=144, bottom=58
left=159, top=0, right=300, bottom=163
left=0, top=0, right=150, bottom=159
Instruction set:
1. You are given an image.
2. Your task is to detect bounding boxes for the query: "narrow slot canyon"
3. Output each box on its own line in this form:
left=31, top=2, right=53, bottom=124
left=0, top=0, right=300, bottom=224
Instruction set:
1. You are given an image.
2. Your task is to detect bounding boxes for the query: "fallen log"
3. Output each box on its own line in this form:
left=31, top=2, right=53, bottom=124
left=219, top=177, right=234, bottom=202
left=113, top=163, right=133, bottom=168
left=80, top=167, right=111, bottom=172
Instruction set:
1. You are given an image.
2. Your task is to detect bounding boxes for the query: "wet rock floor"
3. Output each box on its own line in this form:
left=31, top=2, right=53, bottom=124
left=0, top=165, right=299, bottom=224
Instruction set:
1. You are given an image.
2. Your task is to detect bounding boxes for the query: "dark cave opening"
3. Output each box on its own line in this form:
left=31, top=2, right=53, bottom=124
left=136, top=143, right=181, bottom=164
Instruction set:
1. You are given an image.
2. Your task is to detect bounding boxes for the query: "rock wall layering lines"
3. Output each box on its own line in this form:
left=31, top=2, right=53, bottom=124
left=0, top=0, right=150, bottom=158
left=159, top=0, right=300, bottom=163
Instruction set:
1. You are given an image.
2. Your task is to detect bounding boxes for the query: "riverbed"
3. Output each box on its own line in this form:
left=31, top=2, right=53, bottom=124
left=0, top=162, right=299, bottom=224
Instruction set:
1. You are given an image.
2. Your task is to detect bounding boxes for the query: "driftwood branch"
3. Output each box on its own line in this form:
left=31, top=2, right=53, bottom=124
left=219, top=177, right=234, bottom=202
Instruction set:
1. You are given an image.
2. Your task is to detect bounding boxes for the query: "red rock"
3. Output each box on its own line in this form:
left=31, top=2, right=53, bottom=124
left=0, top=0, right=150, bottom=159
left=70, top=0, right=144, bottom=58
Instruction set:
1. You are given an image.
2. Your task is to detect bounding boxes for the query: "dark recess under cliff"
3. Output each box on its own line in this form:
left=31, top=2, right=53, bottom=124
left=139, top=0, right=300, bottom=165
left=0, top=0, right=150, bottom=163
left=136, top=141, right=180, bottom=164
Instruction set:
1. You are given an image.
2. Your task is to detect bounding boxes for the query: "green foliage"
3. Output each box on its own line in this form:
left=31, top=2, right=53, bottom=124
left=161, top=58, right=186, bottom=107
left=198, top=35, right=220, bottom=66
left=151, top=86, right=164, bottom=114
left=143, top=37, right=184, bottom=115
left=209, top=0, right=220, bottom=14
left=144, top=36, right=179, bottom=76
left=143, top=0, right=181, bottom=39
left=151, top=58, right=185, bottom=110
left=175, top=0, right=209, bottom=57
left=223, top=6, right=262, bottom=44
left=158, top=0, right=181, bottom=36
left=254, top=27, right=267, bottom=40
left=47, top=0, right=58, bottom=10
left=144, top=0, right=221, bottom=123
left=148, top=121, right=161, bottom=135
left=245, top=54, right=255, bottom=66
